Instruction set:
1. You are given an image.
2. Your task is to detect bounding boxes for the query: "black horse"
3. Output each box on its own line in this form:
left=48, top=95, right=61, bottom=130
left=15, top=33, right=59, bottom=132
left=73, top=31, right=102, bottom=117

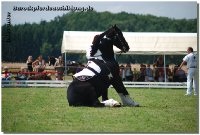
left=67, top=25, right=139, bottom=107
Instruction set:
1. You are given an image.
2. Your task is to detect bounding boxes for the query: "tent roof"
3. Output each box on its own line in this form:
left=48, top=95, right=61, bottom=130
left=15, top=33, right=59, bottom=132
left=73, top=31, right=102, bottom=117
left=61, top=31, right=197, bottom=55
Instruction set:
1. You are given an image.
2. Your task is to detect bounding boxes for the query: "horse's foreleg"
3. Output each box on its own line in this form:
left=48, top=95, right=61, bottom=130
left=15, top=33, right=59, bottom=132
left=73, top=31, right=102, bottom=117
left=118, top=93, right=139, bottom=107
left=111, top=75, right=139, bottom=107
left=101, top=88, right=108, bottom=101
left=111, top=75, right=129, bottom=95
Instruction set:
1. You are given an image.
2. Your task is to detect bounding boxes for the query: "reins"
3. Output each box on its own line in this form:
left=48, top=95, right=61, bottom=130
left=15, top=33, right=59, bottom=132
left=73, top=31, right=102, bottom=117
left=116, top=51, right=123, bottom=58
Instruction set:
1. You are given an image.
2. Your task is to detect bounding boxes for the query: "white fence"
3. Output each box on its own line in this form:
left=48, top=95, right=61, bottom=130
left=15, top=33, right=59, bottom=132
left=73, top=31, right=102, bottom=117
left=123, top=82, right=187, bottom=88
left=1, top=80, right=187, bottom=89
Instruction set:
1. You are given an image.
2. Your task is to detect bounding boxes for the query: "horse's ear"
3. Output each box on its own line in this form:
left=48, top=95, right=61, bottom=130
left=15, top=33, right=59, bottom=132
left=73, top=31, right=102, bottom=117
left=112, top=24, right=116, bottom=29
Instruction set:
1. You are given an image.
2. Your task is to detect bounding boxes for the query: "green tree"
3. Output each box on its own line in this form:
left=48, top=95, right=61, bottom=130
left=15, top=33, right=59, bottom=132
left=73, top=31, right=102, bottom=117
left=1, top=11, right=197, bottom=62
left=40, top=42, right=53, bottom=57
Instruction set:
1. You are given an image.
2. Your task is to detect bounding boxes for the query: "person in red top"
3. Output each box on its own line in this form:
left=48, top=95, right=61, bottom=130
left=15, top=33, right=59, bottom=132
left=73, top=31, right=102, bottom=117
left=2, top=66, right=12, bottom=80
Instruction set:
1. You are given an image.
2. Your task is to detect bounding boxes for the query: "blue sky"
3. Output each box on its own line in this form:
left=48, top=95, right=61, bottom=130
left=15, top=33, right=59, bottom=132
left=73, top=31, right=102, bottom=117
left=1, top=1, right=198, bottom=25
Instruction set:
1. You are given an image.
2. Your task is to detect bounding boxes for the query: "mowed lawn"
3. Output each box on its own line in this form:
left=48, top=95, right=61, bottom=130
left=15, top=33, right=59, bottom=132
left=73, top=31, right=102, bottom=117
left=1, top=87, right=198, bottom=133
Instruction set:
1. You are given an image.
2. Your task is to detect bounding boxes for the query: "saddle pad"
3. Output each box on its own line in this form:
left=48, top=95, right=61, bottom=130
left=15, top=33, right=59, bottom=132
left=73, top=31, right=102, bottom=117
left=76, top=75, right=93, bottom=81
left=73, top=68, right=95, bottom=77
left=87, top=61, right=101, bottom=73
left=73, top=61, right=102, bottom=81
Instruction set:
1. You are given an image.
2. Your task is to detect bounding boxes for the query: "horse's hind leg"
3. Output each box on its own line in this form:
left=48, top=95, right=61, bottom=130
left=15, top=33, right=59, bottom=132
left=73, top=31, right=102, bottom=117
left=67, top=81, right=87, bottom=106
left=67, top=80, right=105, bottom=107
left=67, top=83, right=79, bottom=106
left=92, top=100, right=105, bottom=107
left=85, top=86, right=105, bottom=107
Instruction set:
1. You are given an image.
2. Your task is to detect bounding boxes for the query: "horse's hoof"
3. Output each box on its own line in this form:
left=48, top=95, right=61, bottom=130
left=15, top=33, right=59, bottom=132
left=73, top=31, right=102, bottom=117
left=129, top=102, right=140, bottom=107
left=133, top=102, right=140, bottom=107
left=113, top=102, right=122, bottom=107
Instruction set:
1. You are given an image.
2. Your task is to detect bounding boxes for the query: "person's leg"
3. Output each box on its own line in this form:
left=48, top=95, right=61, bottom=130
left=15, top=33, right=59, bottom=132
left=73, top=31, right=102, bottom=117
left=186, top=69, right=193, bottom=95
left=193, top=69, right=198, bottom=95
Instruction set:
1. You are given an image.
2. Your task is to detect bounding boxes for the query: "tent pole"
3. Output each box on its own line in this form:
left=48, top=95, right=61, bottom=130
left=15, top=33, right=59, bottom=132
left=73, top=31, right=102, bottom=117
left=164, top=54, right=167, bottom=82
left=65, top=52, right=67, bottom=80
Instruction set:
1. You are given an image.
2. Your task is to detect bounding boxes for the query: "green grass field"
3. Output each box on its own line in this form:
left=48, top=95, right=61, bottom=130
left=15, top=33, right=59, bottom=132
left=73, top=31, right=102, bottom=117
left=1, top=87, right=198, bottom=133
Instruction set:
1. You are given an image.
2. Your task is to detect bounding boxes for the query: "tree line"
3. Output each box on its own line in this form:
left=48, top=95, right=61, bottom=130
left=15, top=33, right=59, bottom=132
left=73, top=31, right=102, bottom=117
left=2, top=11, right=197, bottom=63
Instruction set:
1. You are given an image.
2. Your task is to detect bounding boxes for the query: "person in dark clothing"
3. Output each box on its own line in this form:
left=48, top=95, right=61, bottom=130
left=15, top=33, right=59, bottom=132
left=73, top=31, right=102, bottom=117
left=26, top=56, right=33, bottom=72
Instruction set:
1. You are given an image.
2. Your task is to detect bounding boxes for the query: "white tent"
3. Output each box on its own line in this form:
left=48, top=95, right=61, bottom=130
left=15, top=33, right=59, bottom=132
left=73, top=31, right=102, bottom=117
left=61, top=31, right=197, bottom=55
left=61, top=31, right=197, bottom=82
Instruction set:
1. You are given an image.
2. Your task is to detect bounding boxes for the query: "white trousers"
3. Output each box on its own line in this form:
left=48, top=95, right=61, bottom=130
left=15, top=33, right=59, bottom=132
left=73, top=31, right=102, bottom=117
left=186, top=68, right=197, bottom=95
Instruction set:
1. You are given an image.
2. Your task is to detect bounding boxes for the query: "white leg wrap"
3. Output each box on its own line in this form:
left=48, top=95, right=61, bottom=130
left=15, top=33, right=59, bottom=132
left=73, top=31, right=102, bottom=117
left=101, top=99, right=121, bottom=107
left=118, top=93, right=139, bottom=107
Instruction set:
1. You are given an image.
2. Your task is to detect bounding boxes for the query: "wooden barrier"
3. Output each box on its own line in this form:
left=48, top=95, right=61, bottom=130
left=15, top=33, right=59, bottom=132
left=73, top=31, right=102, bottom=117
left=1, top=80, right=187, bottom=89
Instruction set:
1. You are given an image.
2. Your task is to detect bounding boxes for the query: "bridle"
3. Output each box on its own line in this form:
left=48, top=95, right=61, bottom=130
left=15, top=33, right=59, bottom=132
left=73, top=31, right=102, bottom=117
left=110, top=26, right=129, bottom=53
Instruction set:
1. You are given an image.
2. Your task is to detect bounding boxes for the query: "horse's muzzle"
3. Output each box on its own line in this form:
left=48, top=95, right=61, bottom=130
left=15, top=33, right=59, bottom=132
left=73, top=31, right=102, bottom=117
left=122, top=46, right=129, bottom=53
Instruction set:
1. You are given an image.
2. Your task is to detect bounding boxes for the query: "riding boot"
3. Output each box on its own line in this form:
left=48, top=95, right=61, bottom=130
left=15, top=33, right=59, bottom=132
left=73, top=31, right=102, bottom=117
left=118, top=93, right=139, bottom=107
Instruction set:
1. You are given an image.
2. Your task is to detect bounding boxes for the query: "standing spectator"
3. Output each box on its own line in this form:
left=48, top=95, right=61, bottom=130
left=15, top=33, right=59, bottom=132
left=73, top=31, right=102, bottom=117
left=119, top=65, right=125, bottom=81
left=125, top=63, right=133, bottom=81
left=133, top=68, right=138, bottom=81
left=158, top=71, right=164, bottom=82
left=26, top=56, right=33, bottom=76
left=179, top=47, right=197, bottom=96
left=2, top=66, right=12, bottom=80
left=145, top=64, right=154, bottom=82
left=155, top=56, right=164, bottom=78
left=32, top=55, right=46, bottom=72
left=137, top=64, right=146, bottom=82
left=54, top=56, right=64, bottom=80
left=152, top=64, right=159, bottom=81
left=156, top=56, right=164, bottom=68
left=166, top=64, right=172, bottom=82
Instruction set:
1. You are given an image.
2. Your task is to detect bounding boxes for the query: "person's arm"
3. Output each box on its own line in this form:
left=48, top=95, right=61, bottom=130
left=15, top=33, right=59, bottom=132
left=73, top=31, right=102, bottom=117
left=42, top=60, right=46, bottom=68
left=32, top=60, right=38, bottom=67
left=178, top=61, right=186, bottom=70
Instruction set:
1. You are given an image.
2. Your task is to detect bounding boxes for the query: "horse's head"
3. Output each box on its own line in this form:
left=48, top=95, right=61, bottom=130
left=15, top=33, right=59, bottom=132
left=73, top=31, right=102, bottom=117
left=106, top=25, right=130, bottom=53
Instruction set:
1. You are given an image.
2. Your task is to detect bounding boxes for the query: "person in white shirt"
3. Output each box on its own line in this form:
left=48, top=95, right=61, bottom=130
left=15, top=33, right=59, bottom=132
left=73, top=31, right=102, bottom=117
left=179, top=47, right=197, bottom=96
